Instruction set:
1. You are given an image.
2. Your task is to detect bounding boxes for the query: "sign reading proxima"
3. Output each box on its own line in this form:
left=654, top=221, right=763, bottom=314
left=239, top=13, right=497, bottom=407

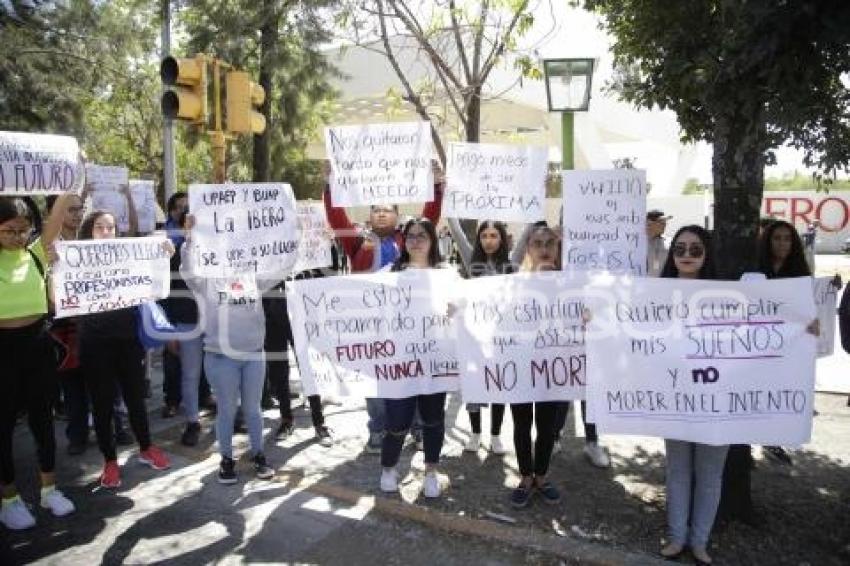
left=188, top=183, right=299, bottom=277
left=324, top=121, right=433, bottom=206
left=0, top=131, right=85, bottom=195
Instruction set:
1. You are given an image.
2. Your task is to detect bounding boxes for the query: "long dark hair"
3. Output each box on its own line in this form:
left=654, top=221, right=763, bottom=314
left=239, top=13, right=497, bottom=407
left=660, top=225, right=716, bottom=279
left=470, top=220, right=512, bottom=277
left=0, top=197, right=33, bottom=226
left=391, top=217, right=441, bottom=271
left=758, top=219, right=810, bottom=278
left=78, top=210, right=114, bottom=240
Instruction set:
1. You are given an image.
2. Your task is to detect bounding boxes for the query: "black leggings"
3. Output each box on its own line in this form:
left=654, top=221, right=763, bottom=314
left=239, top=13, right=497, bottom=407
left=467, top=404, right=505, bottom=435
left=264, top=292, right=324, bottom=428
left=0, top=319, right=57, bottom=485
left=554, top=401, right=598, bottom=443
left=81, top=338, right=151, bottom=461
left=510, top=402, right=559, bottom=478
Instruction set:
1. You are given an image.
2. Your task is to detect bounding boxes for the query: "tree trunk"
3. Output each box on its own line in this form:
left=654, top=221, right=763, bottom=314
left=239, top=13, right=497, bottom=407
left=253, top=2, right=275, bottom=182
left=460, top=86, right=483, bottom=241
left=711, top=112, right=765, bottom=279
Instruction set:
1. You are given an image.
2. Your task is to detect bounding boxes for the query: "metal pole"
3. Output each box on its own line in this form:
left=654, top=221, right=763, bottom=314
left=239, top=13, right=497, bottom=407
left=161, top=0, right=177, bottom=201
left=561, top=111, right=575, bottom=170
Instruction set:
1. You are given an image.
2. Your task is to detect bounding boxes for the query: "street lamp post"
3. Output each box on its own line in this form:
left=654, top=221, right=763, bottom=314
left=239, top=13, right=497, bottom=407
left=543, top=58, right=595, bottom=170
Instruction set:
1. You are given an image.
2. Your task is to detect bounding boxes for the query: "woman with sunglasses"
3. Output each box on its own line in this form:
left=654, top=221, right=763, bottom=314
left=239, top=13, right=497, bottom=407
left=658, top=225, right=724, bottom=565
left=379, top=218, right=448, bottom=498
left=0, top=195, right=76, bottom=530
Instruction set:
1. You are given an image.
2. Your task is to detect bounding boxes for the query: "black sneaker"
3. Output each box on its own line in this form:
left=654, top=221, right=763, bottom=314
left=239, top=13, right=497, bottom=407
left=536, top=481, right=561, bottom=505
left=252, top=453, right=274, bottom=480
left=218, top=456, right=237, bottom=484
left=764, top=446, right=793, bottom=466
left=276, top=421, right=295, bottom=440
left=181, top=422, right=201, bottom=447
left=511, top=484, right=532, bottom=508
left=315, top=426, right=333, bottom=447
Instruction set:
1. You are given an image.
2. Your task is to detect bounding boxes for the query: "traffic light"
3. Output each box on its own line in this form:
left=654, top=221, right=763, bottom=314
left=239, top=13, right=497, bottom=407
left=225, top=71, right=266, bottom=135
left=161, top=55, right=208, bottom=126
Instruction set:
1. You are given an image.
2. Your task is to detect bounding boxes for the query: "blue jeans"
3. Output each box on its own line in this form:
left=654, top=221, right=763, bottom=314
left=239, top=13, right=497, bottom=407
left=175, top=324, right=204, bottom=422
left=665, top=440, right=729, bottom=548
left=381, top=393, right=446, bottom=467
left=204, top=352, right=265, bottom=458
left=366, top=397, right=385, bottom=434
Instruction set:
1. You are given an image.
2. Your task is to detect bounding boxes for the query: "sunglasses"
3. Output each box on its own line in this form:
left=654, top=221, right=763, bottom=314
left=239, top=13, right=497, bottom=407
left=672, top=243, right=705, bottom=258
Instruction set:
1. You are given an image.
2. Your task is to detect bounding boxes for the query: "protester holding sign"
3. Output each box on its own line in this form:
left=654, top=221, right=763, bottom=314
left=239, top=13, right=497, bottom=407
left=657, top=225, right=725, bottom=564
left=0, top=194, right=76, bottom=530
left=507, top=221, right=563, bottom=508
left=324, top=165, right=444, bottom=453
left=379, top=218, right=448, bottom=498
left=76, top=198, right=172, bottom=489
left=180, top=215, right=292, bottom=485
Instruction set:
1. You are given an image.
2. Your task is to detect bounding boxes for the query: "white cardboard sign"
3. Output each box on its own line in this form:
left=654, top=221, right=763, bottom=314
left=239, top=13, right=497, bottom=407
left=444, top=142, right=547, bottom=222
left=52, top=236, right=171, bottom=318
left=86, top=164, right=130, bottom=232
left=325, top=121, right=433, bottom=206
left=0, top=131, right=84, bottom=195
left=814, top=276, right=838, bottom=358
left=188, top=183, right=299, bottom=278
left=287, top=270, right=460, bottom=398
left=457, top=272, right=587, bottom=403
left=585, top=276, right=817, bottom=446
left=130, top=179, right=157, bottom=234
left=562, top=169, right=647, bottom=276
left=294, top=201, right=333, bottom=272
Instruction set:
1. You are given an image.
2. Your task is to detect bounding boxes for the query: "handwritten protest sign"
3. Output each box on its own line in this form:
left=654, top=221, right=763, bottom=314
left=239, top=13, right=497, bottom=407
left=457, top=272, right=587, bottom=403
left=130, top=180, right=157, bottom=234
left=188, top=183, right=299, bottom=277
left=562, top=169, right=647, bottom=276
left=86, top=164, right=130, bottom=231
left=294, top=201, right=333, bottom=272
left=0, top=131, right=84, bottom=195
left=444, top=142, right=547, bottom=222
left=52, top=236, right=171, bottom=319
left=287, top=270, right=459, bottom=398
left=584, top=276, right=817, bottom=446
left=325, top=121, right=433, bottom=206
left=814, top=276, right=838, bottom=357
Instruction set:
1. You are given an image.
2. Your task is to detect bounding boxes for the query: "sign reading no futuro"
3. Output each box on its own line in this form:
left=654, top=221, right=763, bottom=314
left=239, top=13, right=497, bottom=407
left=585, top=276, right=817, bottom=446
left=325, top=121, right=433, bottom=206
left=445, top=142, right=547, bottom=222
left=52, top=236, right=172, bottom=319
left=457, top=272, right=587, bottom=403
left=0, top=131, right=84, bottom=195
left=562, top=169, right=647, bottom=276
left=188, top=183, right=299, bottom=277
left=287, top=270, right=460, bottom=398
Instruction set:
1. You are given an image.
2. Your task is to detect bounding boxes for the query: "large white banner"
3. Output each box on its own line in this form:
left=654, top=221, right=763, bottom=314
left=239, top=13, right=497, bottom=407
left=0, top=131, right=84, bottom=195
left=294, top=201, right=333, bottom=272
left=130, top=179, right=157, bottom=234
left=458, top=272, right=587, bottom=403
left=814, top=276, right=838, bottom=358
left=585, top=276, right=817, bottom=446
left=188, top=183, right=299, bottom=277
left=325, top=121, right=433, bottom=206
left=562, top=169, right=647, bottom=276
left=444, top=142, right=547, bottom=222
left=287, top=270, right=459, bottom=398
left=86, top=164, right=130, bottom=232
left=52, top=236, right=171, bottom=319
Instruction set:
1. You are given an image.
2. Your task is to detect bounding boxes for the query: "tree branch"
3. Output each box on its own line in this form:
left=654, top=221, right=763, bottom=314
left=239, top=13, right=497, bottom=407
left=479, top=0, right=528, bottom=85
left=448, top=0, right=472, bottom=84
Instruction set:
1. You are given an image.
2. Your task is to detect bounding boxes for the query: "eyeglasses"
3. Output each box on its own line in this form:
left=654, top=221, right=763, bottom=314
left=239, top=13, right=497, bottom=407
left=672, top=243, right=705, bottom=258
left=529, top=239, right=558, bottom=249
left=0, top=229, right=33, bottom=239
left=405, top=233, right=429, bottom=243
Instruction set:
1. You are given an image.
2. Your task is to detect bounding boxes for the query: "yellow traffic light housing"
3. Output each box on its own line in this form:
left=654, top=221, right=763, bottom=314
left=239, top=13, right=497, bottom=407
left=161, top=55, right=208, bottom=126
left=225, top=71, right=266, bottom=135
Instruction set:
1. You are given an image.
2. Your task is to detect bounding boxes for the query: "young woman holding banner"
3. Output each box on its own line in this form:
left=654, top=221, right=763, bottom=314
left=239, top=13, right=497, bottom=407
left=507, top=221, right=563, bottom=508
left=0, top=195, right=76, bottom=530
left=380, top=218, right=448, bottom=498
left=77, top=188, right=172, bottom=489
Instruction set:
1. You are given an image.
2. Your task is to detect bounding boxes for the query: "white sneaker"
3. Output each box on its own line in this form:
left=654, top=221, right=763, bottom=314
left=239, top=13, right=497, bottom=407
left=490, top=435, right=507, bottom=454
left=40, top=487, right=75, bottom=517
left=380, top=468, right=399, bottom=493
left=583, top=442, right=611, bottom=468
left=423, top=472, right=441, bottom=498
left=0, top=496, right=36, bottom=530
left=552, top=439, right=563, bottom=454
left=464, top=433, right=480, bottom=452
